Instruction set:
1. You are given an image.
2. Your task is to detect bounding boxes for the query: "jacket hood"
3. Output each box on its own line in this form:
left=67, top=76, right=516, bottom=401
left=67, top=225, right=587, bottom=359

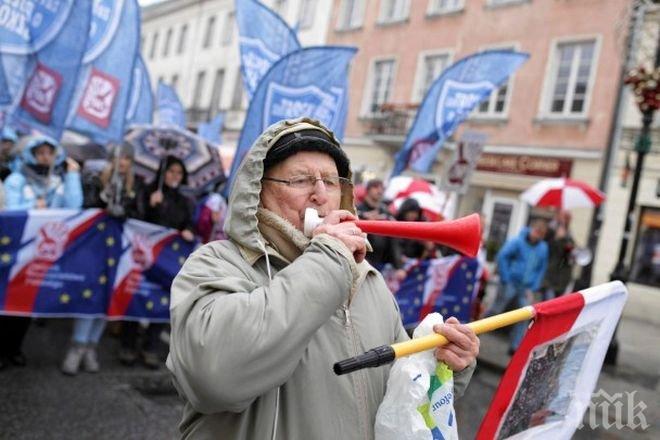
left=224, top=117, right=355, bottom=255
left=19, top=135, right=65, bottom=166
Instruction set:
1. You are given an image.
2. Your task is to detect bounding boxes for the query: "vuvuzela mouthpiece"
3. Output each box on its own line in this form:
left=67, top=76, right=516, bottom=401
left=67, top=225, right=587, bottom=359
left=304, top=208, right=322, bottom=237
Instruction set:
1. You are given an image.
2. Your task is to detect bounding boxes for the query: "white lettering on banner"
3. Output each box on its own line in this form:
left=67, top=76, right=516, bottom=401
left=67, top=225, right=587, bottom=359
left=92, top=0, right=110, bottom=21
left=271, top=98, right=317, bottom=119
left=436, top=79, right=494, bottom=129
left=0, top=4, right=31, bottom=39
left=446, top=92, right=482, bottom=109
left=265, top=83, right=342, bottom=130
left=242, top=51, right=271, bottom=91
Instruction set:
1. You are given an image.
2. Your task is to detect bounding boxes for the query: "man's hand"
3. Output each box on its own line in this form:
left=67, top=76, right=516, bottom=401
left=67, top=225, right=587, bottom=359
left=433, top=317, right=480, bottom=371
left=312, top=210, right=367, bottom=263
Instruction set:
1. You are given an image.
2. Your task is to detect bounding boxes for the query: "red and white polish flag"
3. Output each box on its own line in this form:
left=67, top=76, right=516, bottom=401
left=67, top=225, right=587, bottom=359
left=477, top=281, right=628, bottom=440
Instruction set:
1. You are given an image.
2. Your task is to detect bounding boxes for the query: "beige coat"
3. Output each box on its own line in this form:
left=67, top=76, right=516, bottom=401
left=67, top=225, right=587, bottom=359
left=166, top=118, right=475, bottom=439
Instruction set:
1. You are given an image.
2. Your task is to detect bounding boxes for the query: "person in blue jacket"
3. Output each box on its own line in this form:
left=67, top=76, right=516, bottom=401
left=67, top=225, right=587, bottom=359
left=488, top=219, right=549, bottom=354
left=0, top=135, right=83, bottom=371
left=3, top=135, right=82, bottom=210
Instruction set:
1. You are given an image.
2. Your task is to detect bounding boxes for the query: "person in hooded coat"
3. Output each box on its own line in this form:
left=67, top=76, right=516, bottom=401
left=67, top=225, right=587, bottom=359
left=0, top=135, right=82, bottom=370
left=165, top=118, right=479, bottom=439
left=118, top=155, right=194, bottom=369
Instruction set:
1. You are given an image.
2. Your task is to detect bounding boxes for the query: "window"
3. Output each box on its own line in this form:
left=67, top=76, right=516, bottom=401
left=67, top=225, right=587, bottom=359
left=298, top=0, right=316, bottom=30
left=367, top=59, right=396, bottom=114
left=171, top=74, right=179, bottom=92
left=337, top=0, right=365, bottom=30
left=149, top=31, right=159, bottom=60
left=221, top=11, right=235, bottom=45
left=428, top=0, right=463, bottom=15
left=203, top=16, right=216, bottom=49
left=193, top=71, right=206, bottom=109
left=162, top=28, right=173, bottom=57
left=209, top=69, right=226, bottom=115
left=547, top=40, right=596, bottom=116
left=477, top=83, right=509, bottom=116
left=378, top=0, right=410, bottom=24
left=476, top=46, right=515, bottom=117
left=415, top=53, right=450, bottom=102
left=488, top=0, right=527, bottom=6
left=231, top=70, right=244, bottom=110
left=272, top=0, right=288, bottom=17
left=177, top=24, right=188, bottom=54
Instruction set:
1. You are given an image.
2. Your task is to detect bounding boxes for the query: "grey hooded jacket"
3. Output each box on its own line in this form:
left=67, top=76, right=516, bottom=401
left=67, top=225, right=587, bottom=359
left=166, top=118, right=475, bottom=440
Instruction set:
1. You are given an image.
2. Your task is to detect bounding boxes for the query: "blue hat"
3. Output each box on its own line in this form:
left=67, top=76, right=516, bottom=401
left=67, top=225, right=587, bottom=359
left=1, top=126, right=18, bottom=143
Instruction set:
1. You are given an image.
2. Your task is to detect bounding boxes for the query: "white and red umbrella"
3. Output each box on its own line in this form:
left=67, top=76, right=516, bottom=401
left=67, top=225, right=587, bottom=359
left=384, top=176, right=450, bottom=221
left=521, top=178, right=605, bottom=210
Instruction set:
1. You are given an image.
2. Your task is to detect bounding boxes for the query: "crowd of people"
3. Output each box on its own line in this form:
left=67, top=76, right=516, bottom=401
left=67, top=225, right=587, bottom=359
left=0, top=128, right=226, bottom=374
left=0, top=123, right=578, bottom=376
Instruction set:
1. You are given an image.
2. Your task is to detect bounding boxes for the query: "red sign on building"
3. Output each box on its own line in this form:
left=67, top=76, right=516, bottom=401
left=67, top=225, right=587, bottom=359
left=476, top=153, right=573, bottom=178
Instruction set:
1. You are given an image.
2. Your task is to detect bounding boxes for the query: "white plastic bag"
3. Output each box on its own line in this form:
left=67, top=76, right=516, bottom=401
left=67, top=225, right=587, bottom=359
left=375, top=313, right=459, bottom=440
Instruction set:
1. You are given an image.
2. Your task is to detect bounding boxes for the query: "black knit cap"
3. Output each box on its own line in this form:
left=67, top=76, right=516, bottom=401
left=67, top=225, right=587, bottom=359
left=263, top=129, right=350, bottom=178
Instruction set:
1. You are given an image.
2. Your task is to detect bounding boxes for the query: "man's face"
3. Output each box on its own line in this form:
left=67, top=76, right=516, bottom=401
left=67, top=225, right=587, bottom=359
left=367, top=184, right=384, bottom=202
left=33, top=144, right=55, bottom=167
left=528, top=225, right=547, bottom=243
left=260, top=151, right=343, bottom=231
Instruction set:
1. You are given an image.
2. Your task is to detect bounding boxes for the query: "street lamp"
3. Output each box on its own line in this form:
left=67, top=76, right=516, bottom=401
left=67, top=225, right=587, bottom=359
left=606, top=30, right=660, bottom=366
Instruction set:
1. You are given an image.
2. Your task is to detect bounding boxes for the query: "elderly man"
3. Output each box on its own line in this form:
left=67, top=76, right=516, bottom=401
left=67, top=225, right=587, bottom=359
left=167, top=118, right=479, bottom=439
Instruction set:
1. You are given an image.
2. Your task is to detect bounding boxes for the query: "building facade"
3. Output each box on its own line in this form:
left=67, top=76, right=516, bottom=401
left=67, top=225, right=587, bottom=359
left=141, top=0, right=333, bottom=141
left=326, top=0, right=629, bottom=266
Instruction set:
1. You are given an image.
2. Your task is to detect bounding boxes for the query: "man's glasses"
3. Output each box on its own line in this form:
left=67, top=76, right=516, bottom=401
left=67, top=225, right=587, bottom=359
left=262, top=175, right=351, bottom=192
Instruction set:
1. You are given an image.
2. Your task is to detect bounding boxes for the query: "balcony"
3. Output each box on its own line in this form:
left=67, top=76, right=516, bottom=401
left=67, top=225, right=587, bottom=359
left=363, top=103, right=418, bottom=145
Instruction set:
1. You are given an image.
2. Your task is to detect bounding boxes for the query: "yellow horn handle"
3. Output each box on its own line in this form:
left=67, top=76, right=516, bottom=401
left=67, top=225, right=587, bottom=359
left=391, top=306, right=536, bottom=358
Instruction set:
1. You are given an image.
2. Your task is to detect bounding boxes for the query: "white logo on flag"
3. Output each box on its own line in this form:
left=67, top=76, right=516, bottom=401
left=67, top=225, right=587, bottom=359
left=77, top=68, right=120, bottom=128
left=21, top=63, right=62, bottom=123
left=130, top=234, right=154, bottom=271
left=36, top=222, right=70, bottom=262
left=239, top=37, right=280, bottom=95
left=264, top=83, right=343, bottom=131
left=435, top=79, right=495, bottom=130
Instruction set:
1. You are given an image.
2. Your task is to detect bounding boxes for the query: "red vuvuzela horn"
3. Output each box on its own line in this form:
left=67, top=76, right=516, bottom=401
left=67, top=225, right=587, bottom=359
left=304, top=209, right=482, bottom=258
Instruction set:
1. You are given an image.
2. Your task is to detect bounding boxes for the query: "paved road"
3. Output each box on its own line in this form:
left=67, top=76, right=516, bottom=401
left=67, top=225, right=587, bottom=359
left=0, top=318, right=656, bottom=439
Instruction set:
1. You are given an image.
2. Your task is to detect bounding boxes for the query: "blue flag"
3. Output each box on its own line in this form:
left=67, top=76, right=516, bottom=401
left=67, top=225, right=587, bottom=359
left=391, top=50, right=529, bottom=176
left=66, top=0, right=140, bottom=143
left=2, top=1, right=91, bottom=140
left=157, top=82, right=186, bottom=128
left=236, top=0, right=301, bottom=101
left=125, top=55, right=154, bottom=125
left=224, top=46, right=356, bottom=196
left=0, top=210, right=196, bottom=321
left=0, top=53, right=9, bottom=105
left=198, top=113, right=224, bottom=145
left=382, top=256, right=482, bottom=328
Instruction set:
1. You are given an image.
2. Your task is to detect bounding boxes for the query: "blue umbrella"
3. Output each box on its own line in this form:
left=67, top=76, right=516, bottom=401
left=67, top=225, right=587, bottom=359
left=124, top=124, right=225, bottom=195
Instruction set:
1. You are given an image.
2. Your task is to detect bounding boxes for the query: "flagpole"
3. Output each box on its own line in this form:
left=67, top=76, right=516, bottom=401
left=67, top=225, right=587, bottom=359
left=333, top=306, right=535, bottom=375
